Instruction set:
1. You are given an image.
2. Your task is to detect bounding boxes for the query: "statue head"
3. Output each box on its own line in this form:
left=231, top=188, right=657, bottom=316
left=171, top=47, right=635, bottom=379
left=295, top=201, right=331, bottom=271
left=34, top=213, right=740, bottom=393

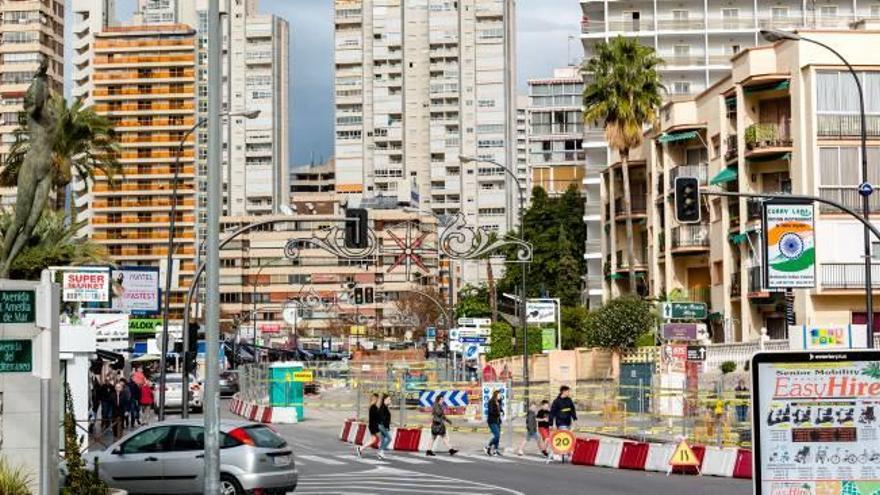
left=35, top=58, right=48, bottom=77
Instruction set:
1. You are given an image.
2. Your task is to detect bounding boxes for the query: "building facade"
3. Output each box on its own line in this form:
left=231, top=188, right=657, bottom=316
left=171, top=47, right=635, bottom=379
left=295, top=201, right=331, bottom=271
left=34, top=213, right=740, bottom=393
left=0, top=0, right=65, bottom=208
left=218, top=202, right=443, bottom=348
left=71, top=0, right=117, bottom=106
left=333, top=0, right=517, bottom=238
left=602, top=28, right=880, bottom=342
left=89, top=24, right=199, bottom=319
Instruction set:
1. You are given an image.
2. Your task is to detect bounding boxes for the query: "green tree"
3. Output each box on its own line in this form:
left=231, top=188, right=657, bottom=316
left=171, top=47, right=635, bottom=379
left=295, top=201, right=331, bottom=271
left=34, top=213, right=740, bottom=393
left=61, top=382, right=108, bottom=494
left=486, top=321, right=542, bottom=360
left=585, top=296, right=657, bottom=349
left=560, top=305, right=590, bottom=349
left=455, top=284, right=492, bottom=319
left=583, top=37, right=663, bottom=293
left=0, top=210, right=109, bottom=280
left=2, top=95, right=120, bottom=212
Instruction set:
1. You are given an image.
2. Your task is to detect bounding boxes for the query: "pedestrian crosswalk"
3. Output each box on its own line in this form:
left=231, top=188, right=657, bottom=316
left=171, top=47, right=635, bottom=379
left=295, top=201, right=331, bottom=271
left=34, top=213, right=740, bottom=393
left=296, top=451, right=547, bottom=468
left=292, top=466, right=525, bottom=495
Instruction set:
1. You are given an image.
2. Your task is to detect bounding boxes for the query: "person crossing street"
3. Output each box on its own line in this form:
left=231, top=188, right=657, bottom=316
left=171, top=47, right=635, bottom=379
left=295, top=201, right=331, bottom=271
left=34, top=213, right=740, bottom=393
left=550, top=386, right=577, bottom=430
left=426, top=395, right=458, bottom=457
left=377, top=394, right=392, bottom=459
left=485, top=390, right=503, bottom=456
left=356, top=393, right=380, bottom=458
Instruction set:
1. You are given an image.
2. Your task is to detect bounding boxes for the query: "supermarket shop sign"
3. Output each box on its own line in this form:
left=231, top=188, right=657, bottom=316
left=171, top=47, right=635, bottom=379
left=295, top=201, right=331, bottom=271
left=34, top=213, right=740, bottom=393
left=63, top=270, right=110, bottom=303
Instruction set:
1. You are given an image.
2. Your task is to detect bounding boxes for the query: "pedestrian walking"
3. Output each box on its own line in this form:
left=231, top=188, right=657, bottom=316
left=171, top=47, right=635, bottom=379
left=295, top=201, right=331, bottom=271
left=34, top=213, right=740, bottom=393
left=550, top=385, right=577, bottom=430
left=89, top=373, right=101, bottom=434
left=139, top=380, right=154, bottom=424
left=426, top=395, right=458, bottom=457
left=485, top=390, right=503, bottom=456
left=734, top=379, right=749, bottom=423
left=130, top=366, right=146, bottom=387
left=111, top=381, right=129, bottom=440
left=536, top=399, right=551, bottom=456
left=126, top=377, right=142, bottom=427
left=377, top=394, right=392, bottom=459
left=517, top=402, right=543, bottom=456
left=99, top=374, right=115, bottom=433
left=356, top=393, right=380, bottom=458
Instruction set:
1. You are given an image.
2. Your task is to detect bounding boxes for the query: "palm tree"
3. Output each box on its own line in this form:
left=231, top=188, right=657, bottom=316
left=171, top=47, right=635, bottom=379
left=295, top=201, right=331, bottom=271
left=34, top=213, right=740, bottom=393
left=583, top=37, right=663, bottom=294
left=0, top=209, right=109, bottom=280
left=1, top=95, right=120, bottom=215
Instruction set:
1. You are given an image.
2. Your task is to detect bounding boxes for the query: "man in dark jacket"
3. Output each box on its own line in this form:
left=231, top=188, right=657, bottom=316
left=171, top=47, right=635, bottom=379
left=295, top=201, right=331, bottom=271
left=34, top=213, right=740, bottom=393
left=550, top=385, right=577, bottom=430
left=126, top=377, right=142, bottom=427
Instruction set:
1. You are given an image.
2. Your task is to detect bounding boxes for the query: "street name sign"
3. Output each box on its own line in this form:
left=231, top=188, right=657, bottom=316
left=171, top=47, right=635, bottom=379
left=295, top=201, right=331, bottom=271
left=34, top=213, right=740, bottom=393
left=661, top=302, right=707, bottom=320
left=0, top=290, right=35, bottom=324
left=0, top=339, right=32, bottom=373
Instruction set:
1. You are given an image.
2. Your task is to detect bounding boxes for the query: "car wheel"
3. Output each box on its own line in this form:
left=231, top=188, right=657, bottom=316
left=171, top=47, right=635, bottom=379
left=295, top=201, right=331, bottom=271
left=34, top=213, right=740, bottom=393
left=219, top=474, right=244, bottom=495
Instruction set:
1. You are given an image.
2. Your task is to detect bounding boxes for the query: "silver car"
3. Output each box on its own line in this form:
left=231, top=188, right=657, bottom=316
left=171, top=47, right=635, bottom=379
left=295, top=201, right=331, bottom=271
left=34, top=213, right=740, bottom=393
left=157, top=374, right=203, bottom=412
left=89, top=419, right=297, bottom=494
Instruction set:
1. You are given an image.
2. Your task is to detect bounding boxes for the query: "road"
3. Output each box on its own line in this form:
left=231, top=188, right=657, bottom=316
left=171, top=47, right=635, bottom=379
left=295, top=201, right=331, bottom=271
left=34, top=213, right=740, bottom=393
left=215, top=402, right=753, bottom=495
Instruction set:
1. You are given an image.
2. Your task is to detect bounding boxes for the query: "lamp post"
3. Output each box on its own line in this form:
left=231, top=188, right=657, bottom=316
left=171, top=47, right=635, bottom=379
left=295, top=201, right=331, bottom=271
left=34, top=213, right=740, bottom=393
left=251, top=257, right=291, bottom=360
left=157, top=109, right=260, bottom=421
left=760, top=29, right=874, bottom=348
left=459, top=155, right=529, bottom=407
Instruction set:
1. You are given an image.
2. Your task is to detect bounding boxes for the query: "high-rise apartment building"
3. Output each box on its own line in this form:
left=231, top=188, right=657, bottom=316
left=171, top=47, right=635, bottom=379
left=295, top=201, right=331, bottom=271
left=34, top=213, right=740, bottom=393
left=71, top=0, right=117, bottom=106
left=333, top=0, right=516, bottom=237
left=134, top=0, right=290, bottom=222
left=579, top=0, right=878, bottom=307
left=0, top=0, right=65, bottom=207
left=602, top=28, right=880, bottom=342
left=89, top=24, right=199, bottom=319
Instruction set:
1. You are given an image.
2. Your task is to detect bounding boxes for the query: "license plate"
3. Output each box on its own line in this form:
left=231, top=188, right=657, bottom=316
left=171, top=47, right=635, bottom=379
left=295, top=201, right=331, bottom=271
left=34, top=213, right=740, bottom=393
left=272, top=455, right=291, bottom=467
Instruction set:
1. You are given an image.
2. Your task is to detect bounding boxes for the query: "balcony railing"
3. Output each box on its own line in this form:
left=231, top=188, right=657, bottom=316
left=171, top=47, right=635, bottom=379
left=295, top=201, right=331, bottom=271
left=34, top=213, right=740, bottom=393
left=747, top=199, right=763, bottom=220
left=745, top=122, right=792, bottom=151
left=817, top=114, right=880, bottom=138
left=822, top=263, right=880, bottom=289
left=748, top=265, right=783, bottom=293
left=669, top=163, right=708, bottom=185
left=819, top=187, right=880, bottom=213
left=615, top=249, right=648, bottom=269
left=730, top=272, right=742, bottom=296
left=683, top=287, right=711, bottom=305
left=706, top=18, right=757, bottom=30
left=725, top=135, right=738, bottom=162
left=655, top=19, right=705, bottom=30
left=671, top=224, right=709, bottom=249
left=613, top=195, right=647, bottom=216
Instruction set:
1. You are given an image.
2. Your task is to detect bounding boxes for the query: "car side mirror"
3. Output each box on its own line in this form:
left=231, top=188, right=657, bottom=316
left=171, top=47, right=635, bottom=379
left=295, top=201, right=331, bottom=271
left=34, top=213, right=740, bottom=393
left=111, top=447, right=122, bottom=455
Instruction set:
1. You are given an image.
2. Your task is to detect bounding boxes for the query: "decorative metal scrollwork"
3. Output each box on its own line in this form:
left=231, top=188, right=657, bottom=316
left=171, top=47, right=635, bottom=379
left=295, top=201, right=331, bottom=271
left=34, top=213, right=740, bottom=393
left=439, top=213, right=532, bottom=262
left=283, top=224, right=378, bottom=261
left=287, top=286, right=332, bottom=311
left=381, top=314, right=420, bottom=327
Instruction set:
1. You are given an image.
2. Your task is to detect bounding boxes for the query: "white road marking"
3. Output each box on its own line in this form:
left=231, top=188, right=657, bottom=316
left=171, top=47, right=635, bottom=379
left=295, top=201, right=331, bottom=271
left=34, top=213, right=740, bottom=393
left=298, top=455, right=347, bottom=465
left=335, top=454, right=389, bottom=465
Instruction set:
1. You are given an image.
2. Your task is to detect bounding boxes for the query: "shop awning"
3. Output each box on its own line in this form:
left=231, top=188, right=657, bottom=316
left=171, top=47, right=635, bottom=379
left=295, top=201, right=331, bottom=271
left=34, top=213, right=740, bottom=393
left=747, top=152, right=791, bottom=163
left=744, top=80, right=790, bottom=94
left=606, top=273, right=624, bottom=280
left=657, top=131, right=698, bottom=144
left=724, top=96, right=737, bottom=108
left=729, top=233, right=748, bottom=244
left=710, top=166, right=738, bottom=185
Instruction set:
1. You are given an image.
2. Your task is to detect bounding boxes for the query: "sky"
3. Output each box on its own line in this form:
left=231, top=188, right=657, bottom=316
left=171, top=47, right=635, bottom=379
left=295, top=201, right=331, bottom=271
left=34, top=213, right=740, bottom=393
left=112, top=0, right=580, bottom=167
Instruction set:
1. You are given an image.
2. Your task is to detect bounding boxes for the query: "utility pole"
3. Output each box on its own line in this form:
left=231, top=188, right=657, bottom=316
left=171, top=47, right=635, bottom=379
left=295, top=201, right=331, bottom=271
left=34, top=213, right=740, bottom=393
left=204, top=0, right=223, bottom=490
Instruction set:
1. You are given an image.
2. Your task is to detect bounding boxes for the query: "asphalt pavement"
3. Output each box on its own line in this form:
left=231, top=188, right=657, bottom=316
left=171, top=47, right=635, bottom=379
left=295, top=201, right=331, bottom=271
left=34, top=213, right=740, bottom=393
left=224, top=402, right=753, bottom=495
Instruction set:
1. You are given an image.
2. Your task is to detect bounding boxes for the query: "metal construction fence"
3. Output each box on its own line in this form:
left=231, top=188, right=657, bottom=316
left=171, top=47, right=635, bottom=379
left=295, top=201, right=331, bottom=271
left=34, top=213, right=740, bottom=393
left=237, top=358, right=756, bottom=448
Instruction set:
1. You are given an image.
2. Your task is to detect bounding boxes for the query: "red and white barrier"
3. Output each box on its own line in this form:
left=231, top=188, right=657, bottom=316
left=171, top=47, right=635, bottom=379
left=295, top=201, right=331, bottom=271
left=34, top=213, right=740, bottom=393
left=701, top=446, right=738, bottom=477
left=594, top=438, right=624, bottom=468
left=228, top=394, right=299, bottom=424
left=644, top=443, right=675, bottom=472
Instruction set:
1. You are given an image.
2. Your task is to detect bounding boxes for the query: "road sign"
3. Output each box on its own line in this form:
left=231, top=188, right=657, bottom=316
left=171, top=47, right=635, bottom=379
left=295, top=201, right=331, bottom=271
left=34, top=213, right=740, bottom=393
left=549, top=430, right=576, bottom=455
left=0, top=339, right=32, bottom=373
left=282, top=303, right=299, bottom=325
left=463, top=344, right=480, bottom=359
left=686, top=345, right=707, bottom=362
left=860, top=182, right=874, bottom=197
left=661, top=302, right=707, bottom=320
left=418, top=390, right=469, bottom=408
left=669, top=441, right=700, bottom=469
left=426, top=326, right=436, bottom=342
left=0, top=290, right=35, bottom=324
left=458, top=317, right=491, bottom=326
left=661, top=323, right=702, bottom=341
left=481, top=382, right=508, bottom=418
left=458, top=327, right=490, bottom=337
left=291, top=370, right=313, bottom=382
left=459, top=336, right=487, bottom=344
left=526, top=301, right=556, bottom=324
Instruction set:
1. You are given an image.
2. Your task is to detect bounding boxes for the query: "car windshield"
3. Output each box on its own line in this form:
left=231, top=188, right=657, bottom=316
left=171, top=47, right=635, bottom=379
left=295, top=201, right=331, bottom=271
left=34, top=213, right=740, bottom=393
left=166, top=376, right=181, bottom=383
left=245, top=425, right=287, bottom=448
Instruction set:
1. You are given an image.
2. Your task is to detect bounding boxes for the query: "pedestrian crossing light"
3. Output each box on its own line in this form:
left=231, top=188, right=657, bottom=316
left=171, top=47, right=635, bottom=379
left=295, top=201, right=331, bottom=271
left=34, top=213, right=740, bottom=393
left=674, top=177, right=701, bottom=223
left=354, top=287, right=364, bottom=305
left=344, top=208, right=369, bottom=248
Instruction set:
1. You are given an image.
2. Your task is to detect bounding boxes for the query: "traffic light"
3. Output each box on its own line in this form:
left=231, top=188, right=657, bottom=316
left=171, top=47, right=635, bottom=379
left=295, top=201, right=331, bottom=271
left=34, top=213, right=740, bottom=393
left=344, top=208, right=369, bottom=248
left=364, top=287, right=374, bottom=304
left=353, top=287, right=364, bottom=305
left=674, top=177, right=701, bottom=223
left=185, top=322, right=200, bottom=373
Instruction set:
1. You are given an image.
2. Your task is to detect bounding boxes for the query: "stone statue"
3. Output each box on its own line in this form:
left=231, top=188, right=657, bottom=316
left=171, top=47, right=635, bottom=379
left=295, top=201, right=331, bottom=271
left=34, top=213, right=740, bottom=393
left=0, top=59, right=56, bottom=277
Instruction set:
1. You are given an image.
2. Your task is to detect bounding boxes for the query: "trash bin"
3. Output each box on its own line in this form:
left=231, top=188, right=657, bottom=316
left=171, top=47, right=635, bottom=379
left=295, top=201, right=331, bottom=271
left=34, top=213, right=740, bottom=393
left=268, top=361, right=304, bottom=419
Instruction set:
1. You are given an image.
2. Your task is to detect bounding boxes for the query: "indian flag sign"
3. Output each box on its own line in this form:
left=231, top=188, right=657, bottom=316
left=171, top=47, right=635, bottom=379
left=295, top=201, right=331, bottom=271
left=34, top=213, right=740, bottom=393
left=763, top=202, right=816, bottom=288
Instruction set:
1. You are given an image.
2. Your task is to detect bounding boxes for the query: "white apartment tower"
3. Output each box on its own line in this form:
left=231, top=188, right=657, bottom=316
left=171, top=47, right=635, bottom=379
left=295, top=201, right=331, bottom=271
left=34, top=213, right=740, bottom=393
left=578, top=0, right=879, bottom=305
left=71, top=0, right=117, bottom=106
left=134, top=0, right=290, bottom=219
left=334, top=0, right=518, bottom=240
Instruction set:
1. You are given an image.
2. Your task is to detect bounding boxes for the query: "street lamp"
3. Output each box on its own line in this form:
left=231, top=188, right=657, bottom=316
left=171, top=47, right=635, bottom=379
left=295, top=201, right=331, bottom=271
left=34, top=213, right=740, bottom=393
left=458, top=155, right=530, bottom=408
left=760, top=29, right=874, bottom=348
left=157, top=109, right=261, bottom=421
left=251, top=256, right=292, bottom=359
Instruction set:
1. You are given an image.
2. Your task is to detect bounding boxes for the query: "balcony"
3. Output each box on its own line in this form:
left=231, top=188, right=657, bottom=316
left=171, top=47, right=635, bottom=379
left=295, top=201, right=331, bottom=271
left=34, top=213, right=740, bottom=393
left=822, top=263, right=880, bottom=290
left=613, top=195, right=647, bottom=218
left=659, top=56, right=706, bottom=68
left=730, top=272, right=742, bottom=298
left=706, top=18, right=756, bottom=30
left=757, top=16, right=804, bottom=30
left=671, top=224, right=709, bottom=252
left=615, top=249, right=648, bottom=271
left=747, top=199, right=763, bottom=221
left=682, top=287, right=711, bottom=305
left=669, top=163, right=708, bottom=185
left=725, top=135, right=738, bottom=162
left=728, top=197, right=741, bottom=227
left=655, top=18, right=705, bottom=31
left=819, top=187, right=880, bottom=213
left=745, top=122, right=792, bottom=156
left=748, top=266, right=782, bottom=296
left=817, top=114, right=880, bottom=139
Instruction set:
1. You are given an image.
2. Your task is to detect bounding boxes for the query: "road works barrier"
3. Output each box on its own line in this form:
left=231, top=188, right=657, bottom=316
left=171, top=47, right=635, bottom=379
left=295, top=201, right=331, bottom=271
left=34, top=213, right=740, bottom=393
left=338, top=418, right=752, bottom=480
left=229, top=394, right=299, bottom=424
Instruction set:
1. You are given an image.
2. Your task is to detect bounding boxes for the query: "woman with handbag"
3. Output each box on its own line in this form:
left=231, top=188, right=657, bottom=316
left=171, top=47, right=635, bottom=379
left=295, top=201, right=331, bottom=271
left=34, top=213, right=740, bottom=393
left=426, top=395, right=458, bottom=456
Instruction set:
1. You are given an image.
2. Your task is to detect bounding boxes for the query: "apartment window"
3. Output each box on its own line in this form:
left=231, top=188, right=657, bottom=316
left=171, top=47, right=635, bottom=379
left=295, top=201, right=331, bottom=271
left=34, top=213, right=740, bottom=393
left=686, top=147, right=708, bottom=165
left=674, top=45, right=691, bottom=59
left=728, top=44, right=742, bottom=55
left=817, top=71, right=880, bottom=115
left=622, top=11, right=641, bottom=31
left=820, top=146, right=880, bottom=186
left=477, top=99, right=495, bottom=108
left=721, top=8, right=739, bottom=19
left=771, top=7, right=789, bottom=19
left=672, top=81, right=691, bottom=95
left=871, top=5, right=880, bottom=18
left=477, top=139, right=503, bottom=148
